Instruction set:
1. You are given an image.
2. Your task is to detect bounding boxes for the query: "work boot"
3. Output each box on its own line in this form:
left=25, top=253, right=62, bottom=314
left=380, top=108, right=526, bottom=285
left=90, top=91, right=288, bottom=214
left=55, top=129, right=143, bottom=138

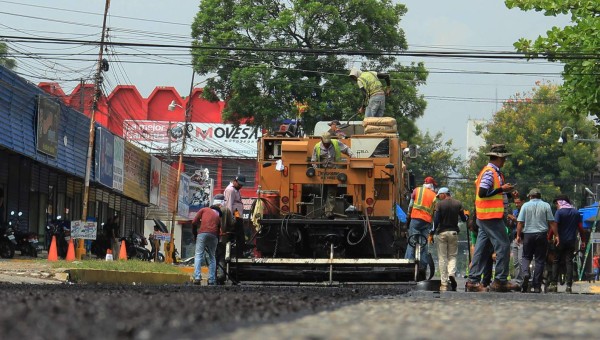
left=565, top=285, right=572, bottom=293
left=547, top=282, right=558, bottom=293
left=193, top=279, right=202, bottom=286
left=521, top=275, right=530, bottom=293
left=465, top=281, right=488, bottom=292
left=439, top=284, right=448, bottom=292
left=533, top=287, right=541, bottom=293
left=449, top=276, right=457, bottom=292
left=489, top=280, right=520, bottom=292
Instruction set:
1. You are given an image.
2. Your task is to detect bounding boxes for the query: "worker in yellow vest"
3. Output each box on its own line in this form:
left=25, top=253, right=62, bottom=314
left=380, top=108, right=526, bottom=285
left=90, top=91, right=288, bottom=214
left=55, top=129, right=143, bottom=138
left=466, top=144, right=520, bottom=293
left=311, top=132, right=354, bottom=168
left=404, top=176, right=437, bottom=270
left=349, top=68, right=391, bottom=117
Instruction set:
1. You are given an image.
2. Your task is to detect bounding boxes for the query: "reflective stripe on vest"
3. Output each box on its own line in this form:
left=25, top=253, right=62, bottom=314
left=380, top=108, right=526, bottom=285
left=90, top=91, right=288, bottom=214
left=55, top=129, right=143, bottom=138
left=315, top=140, right=341, bottom=162
left=410, top=186, right=436, bottom=223
left=357, top=71, right=384, bottom=98
left=475, top=165, right=504, bottom=220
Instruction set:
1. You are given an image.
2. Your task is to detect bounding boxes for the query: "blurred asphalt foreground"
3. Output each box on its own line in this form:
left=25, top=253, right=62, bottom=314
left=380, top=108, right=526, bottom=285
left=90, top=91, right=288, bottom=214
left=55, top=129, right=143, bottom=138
left=1, top=258, right=600, bottom=339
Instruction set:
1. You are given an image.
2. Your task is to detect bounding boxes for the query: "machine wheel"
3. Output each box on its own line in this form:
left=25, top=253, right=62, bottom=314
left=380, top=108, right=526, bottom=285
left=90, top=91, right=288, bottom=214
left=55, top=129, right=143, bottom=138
left=0, top=241, right=15, bottom=259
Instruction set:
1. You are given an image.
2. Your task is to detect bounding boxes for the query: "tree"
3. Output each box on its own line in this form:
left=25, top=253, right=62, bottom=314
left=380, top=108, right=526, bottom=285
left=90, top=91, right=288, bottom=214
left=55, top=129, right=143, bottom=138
left=190, top=0, right=427, bottom=138
left=405, top=131, right=462, bottom=188
left=505, top=0, right=600, bottom=124
left=0, top=41, right=16, bottom=70
left=469, top=82, right=598, bottom=205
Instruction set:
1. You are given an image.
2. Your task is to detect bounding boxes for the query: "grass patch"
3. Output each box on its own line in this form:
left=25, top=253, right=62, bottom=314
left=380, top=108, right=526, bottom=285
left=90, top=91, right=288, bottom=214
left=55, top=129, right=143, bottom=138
left=45, top=259, right=185, bottom=274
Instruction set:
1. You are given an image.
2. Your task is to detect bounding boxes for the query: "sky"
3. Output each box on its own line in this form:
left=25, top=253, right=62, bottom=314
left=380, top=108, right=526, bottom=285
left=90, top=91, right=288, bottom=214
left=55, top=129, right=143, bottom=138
left=0, top=0, right=570, bottom=158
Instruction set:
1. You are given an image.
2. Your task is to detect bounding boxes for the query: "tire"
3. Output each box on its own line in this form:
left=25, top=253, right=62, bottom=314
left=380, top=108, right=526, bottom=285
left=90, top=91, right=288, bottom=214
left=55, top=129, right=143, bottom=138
left=157, top=253, right=165, bottom=262
left=0, top=241, right=15, bottom=259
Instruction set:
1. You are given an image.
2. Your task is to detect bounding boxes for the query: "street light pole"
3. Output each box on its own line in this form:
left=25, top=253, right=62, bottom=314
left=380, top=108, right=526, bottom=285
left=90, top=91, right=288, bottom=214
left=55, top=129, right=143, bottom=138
left=164, top=71, right=195, bottom=264
left=79, top=0, right=110, bottom=260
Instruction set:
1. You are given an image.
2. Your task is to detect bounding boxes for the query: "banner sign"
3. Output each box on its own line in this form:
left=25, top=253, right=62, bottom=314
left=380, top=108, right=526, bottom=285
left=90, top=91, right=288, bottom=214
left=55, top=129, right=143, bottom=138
left=94, top=127, right=114, bottom=188
left=123, top=120, right=261, bottom=158
left=149, top=156, right=162, bottom=206
left=153, top=231, right=171, bottom=242
left=177, top=174, right=190, bottom=218
left=113, top=136, right=124, bottom=192
left=71, top=220, right=97, bottom=240
left=36, top=96, right=61, bottom=157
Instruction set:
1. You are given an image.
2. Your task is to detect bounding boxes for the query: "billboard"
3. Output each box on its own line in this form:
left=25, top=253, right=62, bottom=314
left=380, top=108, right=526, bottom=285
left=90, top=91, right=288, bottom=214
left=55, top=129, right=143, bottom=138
left=123, top=120, right=261, bottom=158
left=36, top=96, right=61, bottom=157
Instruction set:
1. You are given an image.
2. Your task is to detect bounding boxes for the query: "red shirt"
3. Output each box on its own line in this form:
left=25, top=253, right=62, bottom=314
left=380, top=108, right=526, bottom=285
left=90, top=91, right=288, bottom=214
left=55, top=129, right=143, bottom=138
left=192, top=207, right=221, bottom=236
left=593, top=256, right=600, bottom=269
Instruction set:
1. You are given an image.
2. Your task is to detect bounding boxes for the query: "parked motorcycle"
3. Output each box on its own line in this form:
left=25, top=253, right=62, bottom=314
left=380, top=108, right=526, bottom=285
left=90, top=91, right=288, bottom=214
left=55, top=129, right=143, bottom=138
left=0, top=224, right=16, bottom=258
left=46, top=217, right=71, bottom=259
left=121, top=231, right=151, bottom=261
left=9, top=211, right=39, bottom=257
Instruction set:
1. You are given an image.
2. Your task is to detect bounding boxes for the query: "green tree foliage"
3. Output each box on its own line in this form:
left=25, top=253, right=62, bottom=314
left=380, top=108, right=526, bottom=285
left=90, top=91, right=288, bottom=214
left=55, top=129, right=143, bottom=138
left=0, top=41, right=16, bottom=70
left=470, top=82, right=597, bottom=203
left=405, top=131, right=462, bottom=188
left=191, top=0, right=427, bottom=137
left=505, top=0, right=600, bottom=123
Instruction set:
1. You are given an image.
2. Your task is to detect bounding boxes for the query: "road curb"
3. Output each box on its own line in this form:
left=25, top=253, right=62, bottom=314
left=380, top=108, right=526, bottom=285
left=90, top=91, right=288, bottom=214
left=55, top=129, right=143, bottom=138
left=67, top=269, right=191, bottom=285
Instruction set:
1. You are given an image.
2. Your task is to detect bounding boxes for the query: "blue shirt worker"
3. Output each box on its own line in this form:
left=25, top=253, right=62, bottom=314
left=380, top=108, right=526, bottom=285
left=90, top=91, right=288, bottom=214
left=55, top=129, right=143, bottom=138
left=349, top=68, right=391, bottom=117
left=516, top=188, right=558, bottom=293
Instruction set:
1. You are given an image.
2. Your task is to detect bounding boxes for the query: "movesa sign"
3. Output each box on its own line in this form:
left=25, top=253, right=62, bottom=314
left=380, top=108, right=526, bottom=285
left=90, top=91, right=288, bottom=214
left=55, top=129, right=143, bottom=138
left=124, top=120, right=261, bottom=158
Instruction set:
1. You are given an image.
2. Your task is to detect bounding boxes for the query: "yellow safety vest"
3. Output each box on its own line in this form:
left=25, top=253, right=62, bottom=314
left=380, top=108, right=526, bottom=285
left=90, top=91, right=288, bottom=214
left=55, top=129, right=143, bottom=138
left=314, top=140, right=341, bottom=162
left=357, top=71, right=384, bottom=98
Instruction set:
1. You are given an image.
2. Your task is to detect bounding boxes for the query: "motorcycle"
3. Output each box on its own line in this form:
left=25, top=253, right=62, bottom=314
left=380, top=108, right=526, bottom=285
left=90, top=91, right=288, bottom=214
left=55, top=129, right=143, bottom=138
left=0, top=224, right=16, bottom=258
left=45, top=217, right=71, bottom=259
left=9, top=211, right=39, bottom=257
left=120, top=231, right=151, bottom=261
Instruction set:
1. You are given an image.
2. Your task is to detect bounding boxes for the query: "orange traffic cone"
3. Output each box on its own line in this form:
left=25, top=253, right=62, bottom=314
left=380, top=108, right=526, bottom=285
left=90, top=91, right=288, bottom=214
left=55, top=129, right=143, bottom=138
left=105, top=248, right=113, bottom=261
left=119, top=240, right=128, bottom=260
left=47, top=235, right=58, bottom=262
left=65, top=238, right=76, bottom=261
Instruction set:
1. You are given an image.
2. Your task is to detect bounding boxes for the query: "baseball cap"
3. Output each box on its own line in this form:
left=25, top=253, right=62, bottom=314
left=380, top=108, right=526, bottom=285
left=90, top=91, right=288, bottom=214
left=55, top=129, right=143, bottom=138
left=212, top=194, right=225, bottom=205
left=321, top=132, right=332, bottom=144
left=528, top=188, right=541, bottom=196
left=328, top=120, right=341, bottom=126
left=437, top=187, right=450, bottom=196
left=424, top=176, right=437, bottom=186
left=235, top=174, right=246, bottom=186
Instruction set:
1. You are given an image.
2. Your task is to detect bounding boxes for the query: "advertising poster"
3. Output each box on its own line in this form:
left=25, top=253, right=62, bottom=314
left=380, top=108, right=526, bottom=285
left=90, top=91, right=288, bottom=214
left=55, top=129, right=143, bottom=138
left=94, top=127, right=114, bottom=188
left=177, top=174, right=190, bottom=219
left=113, top=136, right=124, bottom=192
left=187, top=169, right=213, bottom=219
left=36, top=96, right=61, bottom=157
left=124, top=142, right=150, bottom=204
left=149, top=156, right=162, bottom=206
left=71, top=220, right=97, bottom=240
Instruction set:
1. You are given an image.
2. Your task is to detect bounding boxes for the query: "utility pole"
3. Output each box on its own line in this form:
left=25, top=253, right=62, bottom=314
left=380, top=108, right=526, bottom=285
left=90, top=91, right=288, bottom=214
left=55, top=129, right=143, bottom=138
left=165, top=72, right=195, bottom=264
left=78, top=0, right=111, bottom=260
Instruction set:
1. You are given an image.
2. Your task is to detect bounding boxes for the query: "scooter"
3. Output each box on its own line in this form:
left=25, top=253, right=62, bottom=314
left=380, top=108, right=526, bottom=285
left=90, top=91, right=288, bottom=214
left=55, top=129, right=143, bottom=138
left=0, top=224, right=16, bottom=258
left=46, top=217, right=71, bottom=259
left=120, top=231, right=151, bottom=261
left=9, top=211, right=39, bottom=257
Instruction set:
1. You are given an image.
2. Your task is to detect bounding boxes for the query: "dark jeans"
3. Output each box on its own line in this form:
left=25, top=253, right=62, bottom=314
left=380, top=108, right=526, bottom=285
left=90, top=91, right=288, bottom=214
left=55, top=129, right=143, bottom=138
left=522, top=232, right=548, bottom=288
left=234, top=217, right=245, bottom=257
left=551, top=239, right=577, bottom=286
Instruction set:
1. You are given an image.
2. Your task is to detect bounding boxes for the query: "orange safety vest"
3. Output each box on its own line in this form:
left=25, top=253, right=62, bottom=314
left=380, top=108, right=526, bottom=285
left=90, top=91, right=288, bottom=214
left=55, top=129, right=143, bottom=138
left=410, top=186, right=436, bottom=223
left=475, top=165, right=505, bottom=220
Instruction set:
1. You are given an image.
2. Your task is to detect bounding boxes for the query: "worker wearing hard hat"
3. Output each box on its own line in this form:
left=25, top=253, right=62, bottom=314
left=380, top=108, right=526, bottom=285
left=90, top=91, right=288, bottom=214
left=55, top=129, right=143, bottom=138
left=349, top=68, right=391, bottom=117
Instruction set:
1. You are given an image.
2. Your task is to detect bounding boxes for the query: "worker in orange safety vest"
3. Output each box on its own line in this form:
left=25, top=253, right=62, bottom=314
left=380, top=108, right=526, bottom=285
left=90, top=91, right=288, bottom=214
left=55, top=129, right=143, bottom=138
left=404, top=176, right=438, bottom=270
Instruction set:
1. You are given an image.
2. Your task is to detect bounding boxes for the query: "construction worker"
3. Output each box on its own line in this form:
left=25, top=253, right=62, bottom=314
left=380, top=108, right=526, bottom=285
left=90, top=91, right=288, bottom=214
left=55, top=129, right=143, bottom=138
left=223, top=175, right=246, bottom=258
left=311, top=132, right=353, bottom=168
left=349, top=68, right=391, bottom=117
left=466, top=144, right=520, bottom=292
left=404, top=176, right=437, bottom=271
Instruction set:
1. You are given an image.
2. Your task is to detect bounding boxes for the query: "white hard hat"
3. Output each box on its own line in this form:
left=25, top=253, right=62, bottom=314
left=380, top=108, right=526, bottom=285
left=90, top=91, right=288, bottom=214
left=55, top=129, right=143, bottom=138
left=349, top=68, right=362, bottom=78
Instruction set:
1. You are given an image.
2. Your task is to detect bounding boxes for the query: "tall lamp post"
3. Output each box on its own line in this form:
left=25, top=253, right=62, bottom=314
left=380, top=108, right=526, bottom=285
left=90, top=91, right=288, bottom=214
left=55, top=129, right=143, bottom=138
left=164, top=71, right=195, bottom=264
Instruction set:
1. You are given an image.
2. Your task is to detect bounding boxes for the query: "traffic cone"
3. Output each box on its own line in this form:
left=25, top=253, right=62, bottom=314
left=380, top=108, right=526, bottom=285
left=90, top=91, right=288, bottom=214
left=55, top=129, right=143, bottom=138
left=65, top=238, right=76, bottom=261
left=105, top=248, right=113, bottom=261
left=47, top=236, right=58, bottom=262
left=119, top=240, right=128, bottom=260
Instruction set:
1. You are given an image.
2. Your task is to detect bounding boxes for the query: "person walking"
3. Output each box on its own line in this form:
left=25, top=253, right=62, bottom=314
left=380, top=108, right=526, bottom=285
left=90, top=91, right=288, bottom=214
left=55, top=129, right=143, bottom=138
left=548, top=195, right=585, bottom=293
left=432, top=187, right=467, bottom=291
left=466, top=144, right=520, bottom=292
left=516, top=188, right=558, bottom=293
left=507, top=196, right=524, bottom=285
left=349, top=68, right=391, bottom=117
left=404, top=176, right=437, bottom=272
left=191, top=198, right=223, bottom=285
left=223, top=174, right=246, bottom=258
